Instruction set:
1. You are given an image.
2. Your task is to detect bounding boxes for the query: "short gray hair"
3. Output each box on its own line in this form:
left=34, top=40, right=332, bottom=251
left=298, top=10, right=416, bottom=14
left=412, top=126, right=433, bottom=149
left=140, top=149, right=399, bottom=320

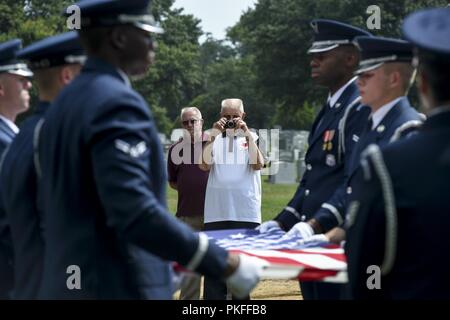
left=221, top=98, right=244, bottom=113
left=180, top=107, right=202, bottom=119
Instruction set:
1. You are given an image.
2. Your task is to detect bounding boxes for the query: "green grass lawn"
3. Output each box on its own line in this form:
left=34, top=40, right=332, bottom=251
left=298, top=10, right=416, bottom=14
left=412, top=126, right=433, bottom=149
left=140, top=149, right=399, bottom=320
left=167, top=177, right=298, bottom=222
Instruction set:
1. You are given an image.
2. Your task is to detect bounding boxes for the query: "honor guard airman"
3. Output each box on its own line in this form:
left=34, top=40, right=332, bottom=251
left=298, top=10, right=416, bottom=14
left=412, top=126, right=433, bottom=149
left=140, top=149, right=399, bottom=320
left=259, top=19, right=372, bottom=299
left=0, top=31, right=84, bottom=299
left=0, top=38, right=33, bottom=299
left=35, top=0, right=267, bottom=299
left=346, top=7, right=450, bottom=299
left=288, top=37, right=424, bottom=238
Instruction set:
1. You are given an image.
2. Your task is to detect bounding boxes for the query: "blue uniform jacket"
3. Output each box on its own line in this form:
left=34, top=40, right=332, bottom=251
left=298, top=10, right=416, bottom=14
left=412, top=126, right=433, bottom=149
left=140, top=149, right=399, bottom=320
left=0, top=119, right=15, bottom=155
left=0, top=102, right=49, bottom=299
left=0, top=118, right=16, bottom=299
left=314, top=97, right=423, bottom=231
left=275, top=81, right=370, bottom=230
left=345, top=107, right=450, bottom=299
left=37, top=58, right=228, bottom=299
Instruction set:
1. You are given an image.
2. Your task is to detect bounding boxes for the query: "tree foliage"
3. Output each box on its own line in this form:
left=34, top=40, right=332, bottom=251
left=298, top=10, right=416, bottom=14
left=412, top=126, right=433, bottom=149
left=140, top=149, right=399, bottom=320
left=191, top=54, right=272, bottom=130
left=228, top=0, right=448, bottom=129
left=0, top=0, right=447, bottom=133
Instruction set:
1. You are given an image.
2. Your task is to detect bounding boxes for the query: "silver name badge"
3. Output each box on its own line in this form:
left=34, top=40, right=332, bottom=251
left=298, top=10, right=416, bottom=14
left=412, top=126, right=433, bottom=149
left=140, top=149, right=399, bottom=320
left=326, top=154, right=336, bottom=167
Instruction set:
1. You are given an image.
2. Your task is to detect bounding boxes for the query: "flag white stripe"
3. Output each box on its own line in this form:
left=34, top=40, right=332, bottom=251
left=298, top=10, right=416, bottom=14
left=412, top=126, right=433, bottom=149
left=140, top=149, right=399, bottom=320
left=238, top=250, right=347, bottom=271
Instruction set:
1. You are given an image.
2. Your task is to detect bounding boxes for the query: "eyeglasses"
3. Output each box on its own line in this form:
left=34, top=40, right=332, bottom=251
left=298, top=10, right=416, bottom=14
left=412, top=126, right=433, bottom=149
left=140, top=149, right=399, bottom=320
left=182, top=119, right=201, bottom=126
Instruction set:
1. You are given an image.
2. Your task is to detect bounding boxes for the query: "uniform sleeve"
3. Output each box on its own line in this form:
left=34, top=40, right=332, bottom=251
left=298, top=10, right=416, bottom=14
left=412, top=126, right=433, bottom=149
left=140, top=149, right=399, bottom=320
left=167, top=145, right=177, bottom=183
left=0, top=181, right=14, bottom=298
left=87, top=99, right=227, bottom=279
left=313, top=182, right=348, bottom=231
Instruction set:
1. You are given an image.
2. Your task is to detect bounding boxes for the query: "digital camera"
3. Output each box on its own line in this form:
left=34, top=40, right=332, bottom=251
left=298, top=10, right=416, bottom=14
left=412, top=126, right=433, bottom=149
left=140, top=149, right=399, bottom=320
left=224, top=120, right=236, bottom=129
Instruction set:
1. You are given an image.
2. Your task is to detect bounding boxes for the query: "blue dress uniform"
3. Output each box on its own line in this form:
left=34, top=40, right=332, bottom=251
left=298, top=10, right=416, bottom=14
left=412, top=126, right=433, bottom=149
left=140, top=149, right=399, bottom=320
left=345, top=7, right=450, bottom=299
left=36, top=0, right=231, bottom=299
left=272, top=19, right=371, bottom=300
left=274, top=20, right=371, bottom=234
left=0, top=39, right=33, bottom=299
left=312, top=37, right=424, bottom=232
left=0, top=119, right=15, bottom=157
left=0, top=32, right=85, bottom=299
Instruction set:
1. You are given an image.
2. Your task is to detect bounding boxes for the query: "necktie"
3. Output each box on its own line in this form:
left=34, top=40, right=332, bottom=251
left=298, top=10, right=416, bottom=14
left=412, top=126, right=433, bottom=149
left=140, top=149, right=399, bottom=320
left=367, top=117, right=374, bottom=131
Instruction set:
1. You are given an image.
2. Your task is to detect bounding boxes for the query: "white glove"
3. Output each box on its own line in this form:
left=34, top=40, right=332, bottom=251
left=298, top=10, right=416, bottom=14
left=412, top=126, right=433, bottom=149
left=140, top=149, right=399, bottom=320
left=285, top=222, right=314, bottom=239
left=298, top=233, right=329, bottom=245
left=257, top=220, right=281, bottom=233
left=226, top=254, right=269, bottom=299
left=171, top=271, right=184, bottom=293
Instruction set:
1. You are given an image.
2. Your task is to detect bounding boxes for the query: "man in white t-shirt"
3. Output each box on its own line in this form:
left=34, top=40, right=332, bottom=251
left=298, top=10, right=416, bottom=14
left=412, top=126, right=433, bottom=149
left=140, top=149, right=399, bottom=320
left=200, top=98, right=265, bottom=300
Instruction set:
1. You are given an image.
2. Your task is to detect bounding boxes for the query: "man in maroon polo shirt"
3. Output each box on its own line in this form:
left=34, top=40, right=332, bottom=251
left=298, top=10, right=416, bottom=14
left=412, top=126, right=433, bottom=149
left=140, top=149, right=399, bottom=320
left=168, top=106, right=209, bottom=300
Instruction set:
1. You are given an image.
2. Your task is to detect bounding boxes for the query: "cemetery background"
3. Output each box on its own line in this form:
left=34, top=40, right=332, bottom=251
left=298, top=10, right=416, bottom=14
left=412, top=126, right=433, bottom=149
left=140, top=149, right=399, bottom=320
left=162, top=128, right=310, bottom=186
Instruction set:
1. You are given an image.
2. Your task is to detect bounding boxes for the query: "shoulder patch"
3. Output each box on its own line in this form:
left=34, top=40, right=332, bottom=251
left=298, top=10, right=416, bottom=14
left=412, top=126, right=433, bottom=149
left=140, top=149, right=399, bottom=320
left=115, top=139, right=148, bottom=158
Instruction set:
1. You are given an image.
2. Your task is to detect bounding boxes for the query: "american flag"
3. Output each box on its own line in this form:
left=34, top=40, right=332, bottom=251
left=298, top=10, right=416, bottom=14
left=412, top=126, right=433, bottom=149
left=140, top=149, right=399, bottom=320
left=205, top=229, right=347, bottom=283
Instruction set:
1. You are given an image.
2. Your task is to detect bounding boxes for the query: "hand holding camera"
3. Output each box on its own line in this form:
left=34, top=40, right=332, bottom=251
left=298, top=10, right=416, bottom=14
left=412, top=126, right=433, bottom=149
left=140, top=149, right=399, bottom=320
left=224, top=119, right=236, bottom=129
left=234, top=117, right=249, bottom=133
left=212, top=117, right=249, bottom=138
left=211, top=117, right=227, bottom=137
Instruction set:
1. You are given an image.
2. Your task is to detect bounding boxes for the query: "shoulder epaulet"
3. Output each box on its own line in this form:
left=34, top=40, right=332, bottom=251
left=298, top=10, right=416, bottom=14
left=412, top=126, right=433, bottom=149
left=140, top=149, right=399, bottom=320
left=389, top=118, right=425, bottom=143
